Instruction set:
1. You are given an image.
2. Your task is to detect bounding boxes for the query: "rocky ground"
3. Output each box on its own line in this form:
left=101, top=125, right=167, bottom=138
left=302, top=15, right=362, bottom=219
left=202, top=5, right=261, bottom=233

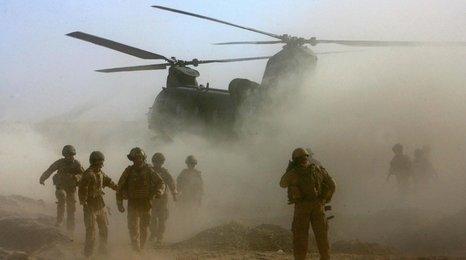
left=0, top=194, right=465, bottom=259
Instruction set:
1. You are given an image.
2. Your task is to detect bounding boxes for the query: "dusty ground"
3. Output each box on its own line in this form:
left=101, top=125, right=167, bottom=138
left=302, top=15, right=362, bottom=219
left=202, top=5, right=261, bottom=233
left=0, top=195, right=465, bottom=259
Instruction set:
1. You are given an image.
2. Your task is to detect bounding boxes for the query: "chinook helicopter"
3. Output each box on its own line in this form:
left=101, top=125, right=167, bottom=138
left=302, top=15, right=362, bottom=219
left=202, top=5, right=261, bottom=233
left=66, top=31, right=345, bottom=138
left=66, top=31, right=273, bottom=138
left=152, top=5, right=466, bottom=90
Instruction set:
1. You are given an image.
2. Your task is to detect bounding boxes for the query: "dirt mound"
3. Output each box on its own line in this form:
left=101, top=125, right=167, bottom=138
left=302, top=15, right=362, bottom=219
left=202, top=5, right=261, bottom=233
left=0, top=195, right=51, bottom=219
left=247, top=224, right=293, bottom=252
left=173, top=222, right=293, bottom=252
left=332, top=240, right=395, bottom=255
left=0, top=217, right=72, bottom=253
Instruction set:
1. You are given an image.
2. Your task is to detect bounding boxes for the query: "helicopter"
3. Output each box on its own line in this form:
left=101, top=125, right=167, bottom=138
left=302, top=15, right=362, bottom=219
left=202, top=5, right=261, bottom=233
left=66, top=31, right=345, bottom=139
left=152, top=5, right=466, bottom=91
left=66, top=31, right=274, bottom=138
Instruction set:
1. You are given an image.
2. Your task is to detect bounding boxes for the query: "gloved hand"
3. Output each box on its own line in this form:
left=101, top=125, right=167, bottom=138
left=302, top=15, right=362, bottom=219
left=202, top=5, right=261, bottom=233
left=39, top=179, right=45, bottom=185
left=117, top=202, right=125, bottom=213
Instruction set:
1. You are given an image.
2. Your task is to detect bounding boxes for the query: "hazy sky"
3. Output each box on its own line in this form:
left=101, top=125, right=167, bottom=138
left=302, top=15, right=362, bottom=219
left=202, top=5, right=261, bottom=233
left=1, top=0, right=465, bottom=121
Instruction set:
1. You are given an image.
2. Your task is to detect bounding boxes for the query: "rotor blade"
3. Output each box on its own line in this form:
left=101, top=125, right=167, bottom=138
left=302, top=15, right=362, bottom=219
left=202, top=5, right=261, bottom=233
left=194, top=56, right=271, bottom=65
left=313, top=50, right=363, bottom=55
left=213, top=40, right=284, bottom=45
left=310, top=39, right=466, bottom=47
left=152, top=5, right=282, bottom=40
left=66, top=31, right=170, bottom=60
left=96, top=63, right=169, bottom=73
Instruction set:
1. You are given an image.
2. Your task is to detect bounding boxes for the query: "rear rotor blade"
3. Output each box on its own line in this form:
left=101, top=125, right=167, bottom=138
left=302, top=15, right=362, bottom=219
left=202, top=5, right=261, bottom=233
left=152, top=5, right=282, bottom=40
left=67, top=31, right=170, bottom=60
left=193, top=56, right=271, bottom=65
left=96, top=63, right=169, bottom=73
left=310, top=39, right=466, bottom=47
left=213, top=40, right=284, bottom=45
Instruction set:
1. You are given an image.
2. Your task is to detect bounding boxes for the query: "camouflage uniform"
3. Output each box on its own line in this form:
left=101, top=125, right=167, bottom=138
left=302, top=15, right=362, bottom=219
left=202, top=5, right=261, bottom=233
left=412, top=148, right=437, bottom=184
left=389, top=144, right=412, bottom=193
left=177, top=168, right=203, bottom=208
left=280, top=148, right=336, bottom=260
left=78, top=163, right=116, bottom=256
left=150, top=166, right=176, bottom=242
left=116, top=160, right=164, bottom=251
left=40, top=148, right=83, bottom=231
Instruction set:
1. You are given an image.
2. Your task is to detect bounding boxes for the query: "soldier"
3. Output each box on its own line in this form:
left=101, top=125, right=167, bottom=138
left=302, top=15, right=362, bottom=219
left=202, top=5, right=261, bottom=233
left=116, top=147, right=164, bottom=252
left=78, top=151, right=117, bottom=257
left=280, top=148, right=336, bottom=260
left=177, top=155, right=203, bottom=209
left=39, top=145, right=84, bottom=232
left=149, top=152, right=177, bottom=244
left=412, top=147, right=437, bottom=184
left=388, top=143, right=412, bottom=193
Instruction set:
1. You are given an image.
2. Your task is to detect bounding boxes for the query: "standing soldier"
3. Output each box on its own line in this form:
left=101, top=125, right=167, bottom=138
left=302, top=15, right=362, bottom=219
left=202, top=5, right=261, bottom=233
left=116, top=147, right=164, bottom=252
left=39, top=145, right=83, bottom=232
left=149, top=152, right=177, bottom=245
left=412, top=147, right=437, bottom=185
left=280, top=148, right=336, bottom=260
left=177, top=155, right=203, bottom=209
left=387, top=143, right=412, bottom=193
left=78, top=151, right=117, bottom=257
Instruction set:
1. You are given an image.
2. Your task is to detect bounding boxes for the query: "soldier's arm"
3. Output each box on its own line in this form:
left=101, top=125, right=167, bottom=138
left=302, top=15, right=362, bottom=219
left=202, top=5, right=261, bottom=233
left=39, top=160, right=60, bottom=184
left=320, top=167, right=336, bottom=203
left=74, top=161, right=85, bottom=184
left=176, top=172, right=184, bottom=191
left=152, top=171, right=165, bottom=197
left=116, top=169, right=130, bottom=204
left=279, top=170, right=295, bottom=188
left=165, top=171, right=177, bottom=195
left=78, top=172, right=90, bottom=205
left=103, top=174, right=118, bottom=191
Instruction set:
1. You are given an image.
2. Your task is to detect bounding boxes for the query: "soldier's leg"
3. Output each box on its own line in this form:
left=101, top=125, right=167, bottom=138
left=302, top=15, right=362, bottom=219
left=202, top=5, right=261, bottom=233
left=96, top=209, right=109, bottom=254
left=55, top=189, right=66, bottom=226
left=139, top=209, right=151, bottom=250
left=156, top=204, right=169, bottom=241
left=83, top=206, right=96, bottom=257
left=149, top=200, right=159, bottom=241
left=65, top=190, right=76, bottom=232
left=310, top=203, right=330, bottom=260
left=292, top=202, right=312, bottom=260
left=127, top=206, right=140, bottom=251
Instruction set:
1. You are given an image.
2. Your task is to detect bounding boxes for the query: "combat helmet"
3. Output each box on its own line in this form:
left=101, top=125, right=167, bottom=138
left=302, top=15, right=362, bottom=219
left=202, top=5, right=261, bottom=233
left=62, top=145, right=76, bottom=156
left=185, top=155, right=197, bottom=165
left=89, top=151, right=105, bottom=165
left=127, top=147, right=146, bottom=161
left=392, top=143, right=403, bottom=153
left=152, top=152, right=165, bottom=165
left=292, top=148, right=309, bottom=161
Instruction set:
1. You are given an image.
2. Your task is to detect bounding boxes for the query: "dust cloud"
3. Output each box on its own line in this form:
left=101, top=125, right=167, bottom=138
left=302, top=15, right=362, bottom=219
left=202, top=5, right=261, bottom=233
left=1, top=1, right=466, bottom=257
left=1, top=46, right=466, bottom=255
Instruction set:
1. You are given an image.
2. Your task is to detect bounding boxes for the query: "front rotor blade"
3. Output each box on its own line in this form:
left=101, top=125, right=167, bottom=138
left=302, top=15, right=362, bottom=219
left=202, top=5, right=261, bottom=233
left=213, top=40, right=284, bottom=45
left=96, top=63, right=169, bottom=73
left=67, top=31, right=170, bottom=60
left=195, top=56, right=271, bottom=65
left=152, top=5, right=282, bottom=40
left=311, top=39, right=466, bottom=47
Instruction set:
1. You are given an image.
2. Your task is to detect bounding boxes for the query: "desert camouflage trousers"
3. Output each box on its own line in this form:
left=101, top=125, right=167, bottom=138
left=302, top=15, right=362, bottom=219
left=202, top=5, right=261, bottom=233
left=292, top=201, right=330, bottom=260
left=127, top=205, right=151, bottom=251
left=55, top=188, right=76, bottom=231
left=150, top=197, right=169, bottom=241
left=83, top=206, right=108, bottom=256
